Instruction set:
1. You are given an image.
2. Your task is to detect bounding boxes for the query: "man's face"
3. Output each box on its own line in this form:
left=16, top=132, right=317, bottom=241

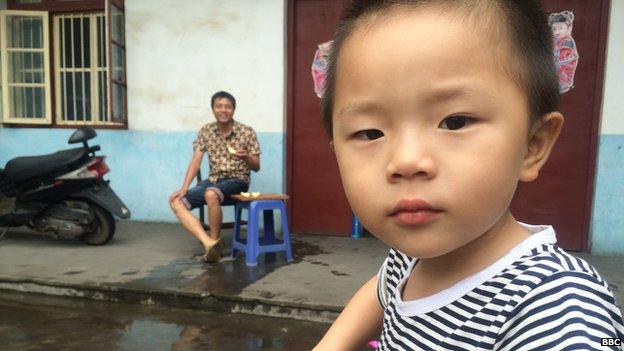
left=331, top=10, right=532, bottom=258
left=212, top=97, right=235, bottom=124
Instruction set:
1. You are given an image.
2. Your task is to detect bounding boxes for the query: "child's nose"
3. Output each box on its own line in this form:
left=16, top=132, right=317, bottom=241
left=385, top=136, right=437, bottom=182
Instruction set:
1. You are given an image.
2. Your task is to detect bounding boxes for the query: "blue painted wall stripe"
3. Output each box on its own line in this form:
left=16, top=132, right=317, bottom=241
left=590, top=134, right=624, bottom=255
left=0, top=129, right=284, bottom=223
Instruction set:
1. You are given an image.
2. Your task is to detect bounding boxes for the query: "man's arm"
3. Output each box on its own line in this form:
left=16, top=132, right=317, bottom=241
left=169, top=150, right=204, bottom=202
left=313, top=275, right=383, bottom=351
left=244, top=154, right=260, bottom=172
left=234, top=150, right=260, bottom=172
left=243, top=128, right=261, bottom=172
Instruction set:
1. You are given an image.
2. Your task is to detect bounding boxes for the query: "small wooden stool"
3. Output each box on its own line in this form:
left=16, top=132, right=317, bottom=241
left=230, top=193, right=293, bottom=266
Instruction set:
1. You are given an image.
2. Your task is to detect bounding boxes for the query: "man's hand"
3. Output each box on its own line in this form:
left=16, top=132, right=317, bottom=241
left=169, top=188, right=188, bottom=203
left=233, top=149, right=249, bottom=159
left=233, top=148, right=260, bottom=172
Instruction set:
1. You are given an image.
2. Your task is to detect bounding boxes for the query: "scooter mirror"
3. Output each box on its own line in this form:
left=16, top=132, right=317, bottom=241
left=68, top=127, right=97, bottom=145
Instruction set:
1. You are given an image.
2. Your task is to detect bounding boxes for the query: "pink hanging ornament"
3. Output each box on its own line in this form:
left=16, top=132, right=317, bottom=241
left=311, top=40, right=333, bottom=98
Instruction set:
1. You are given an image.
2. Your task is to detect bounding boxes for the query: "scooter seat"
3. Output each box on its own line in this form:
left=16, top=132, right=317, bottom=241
left=3, top=147, right=88, bottom=182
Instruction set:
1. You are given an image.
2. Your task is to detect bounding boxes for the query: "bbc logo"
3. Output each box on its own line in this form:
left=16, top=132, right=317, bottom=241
left=601, top=338, right=622, bottom=347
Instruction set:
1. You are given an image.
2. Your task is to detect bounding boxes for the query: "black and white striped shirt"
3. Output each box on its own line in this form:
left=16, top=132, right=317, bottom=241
left=376, top=223, right=624, bottom=350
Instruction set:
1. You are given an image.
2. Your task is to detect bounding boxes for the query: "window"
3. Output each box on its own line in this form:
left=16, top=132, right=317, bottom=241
left=1, top=0, right=127, bottom=128
left=54, top=13, right=107, bottom=124
left=0, top=11, right=51, bottom=123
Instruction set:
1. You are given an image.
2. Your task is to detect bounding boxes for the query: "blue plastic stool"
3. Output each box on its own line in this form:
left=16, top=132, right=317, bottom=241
left=231, top=199, right=293, bottom=266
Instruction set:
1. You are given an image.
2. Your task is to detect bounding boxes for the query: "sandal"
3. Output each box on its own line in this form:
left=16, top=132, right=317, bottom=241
left=214, top=237, right=225, bottom=253
left=201, top=238, right=223, bottom=264
left=202, top=246, right=221, bottom=263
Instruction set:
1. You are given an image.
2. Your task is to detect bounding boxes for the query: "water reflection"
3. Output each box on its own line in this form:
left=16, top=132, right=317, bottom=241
left=1, top=292, right=328, bottom=351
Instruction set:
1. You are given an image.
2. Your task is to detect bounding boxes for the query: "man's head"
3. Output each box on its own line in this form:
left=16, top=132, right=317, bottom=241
left=321, top=0, right=560, bottom=139
left=211, top=91, right=236, bottom=110
left=211, top=91, right=236, bottom=124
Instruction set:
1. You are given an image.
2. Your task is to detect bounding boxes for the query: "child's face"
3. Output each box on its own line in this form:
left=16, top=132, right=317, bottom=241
left=551, top=22, right=570, bottom=39
left=332, top=11, right=534, bottom=258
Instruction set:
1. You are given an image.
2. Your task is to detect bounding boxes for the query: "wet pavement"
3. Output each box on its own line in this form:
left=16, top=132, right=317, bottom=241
left=0, top=220, right=622, bottom=328
left=0, top=221, right=388, bottom=322
left=0, top=291, right=330, bottom=351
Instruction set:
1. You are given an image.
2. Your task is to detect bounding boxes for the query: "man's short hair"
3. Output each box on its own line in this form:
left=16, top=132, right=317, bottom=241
left=211, top=91, right=236, bottom=109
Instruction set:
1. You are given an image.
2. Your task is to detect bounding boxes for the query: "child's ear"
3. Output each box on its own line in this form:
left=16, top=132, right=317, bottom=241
left=520, top=112, right=564, bottom=182
left=329, top=140, right=335, bottom=151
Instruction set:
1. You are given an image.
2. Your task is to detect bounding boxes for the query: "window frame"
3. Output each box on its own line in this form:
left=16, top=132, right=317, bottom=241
left=106, top=0, right=126, bottom=125
left=0, top=10, right=52, bottom=124
left=8, top=0, right=104, bottom=13
left=5, top=0, right=127, bottom=129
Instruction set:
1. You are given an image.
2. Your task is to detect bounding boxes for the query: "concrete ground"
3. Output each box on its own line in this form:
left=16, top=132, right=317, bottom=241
left=0, top=221, right=387, bottom=323
left=0, top=221, right=622, bottom=323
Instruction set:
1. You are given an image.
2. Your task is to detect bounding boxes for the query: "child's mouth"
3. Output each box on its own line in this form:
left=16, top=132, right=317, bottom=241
left=390, top=199, right=442, bottom=226
left=392, top=210, right=441, bottom=226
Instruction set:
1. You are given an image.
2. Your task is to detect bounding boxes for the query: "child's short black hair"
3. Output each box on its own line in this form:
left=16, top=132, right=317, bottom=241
left=321, top=0, right=560, bottom=138
left=211, top=91, right=236, bottom=109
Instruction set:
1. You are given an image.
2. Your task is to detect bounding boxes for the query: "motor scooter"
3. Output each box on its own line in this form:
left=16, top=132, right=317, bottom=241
left=0, top=127, right=130, bottom=245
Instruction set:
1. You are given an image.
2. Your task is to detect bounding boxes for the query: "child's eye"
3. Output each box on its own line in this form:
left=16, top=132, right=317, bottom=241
left=354, top=129, right=384, bottom=140
left=439, top=116, right=473, bottom=130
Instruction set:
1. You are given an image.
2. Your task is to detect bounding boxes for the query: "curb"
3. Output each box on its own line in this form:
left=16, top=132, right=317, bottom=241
left=0, top=278, right=340, bottom=324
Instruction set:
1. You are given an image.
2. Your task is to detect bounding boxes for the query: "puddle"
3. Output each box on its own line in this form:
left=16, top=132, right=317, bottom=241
left=123, top=237, right=326, bottom=297
left=0, top=291, right=328, bottom=351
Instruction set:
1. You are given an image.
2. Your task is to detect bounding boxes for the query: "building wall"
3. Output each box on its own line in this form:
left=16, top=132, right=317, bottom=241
left=0, top=0, right=286, bottom=223
left=1, top=1, right=623, bottom=254
left=125, top=0, right=285, bottom=133
left=590, top=0, right=624, bottom=255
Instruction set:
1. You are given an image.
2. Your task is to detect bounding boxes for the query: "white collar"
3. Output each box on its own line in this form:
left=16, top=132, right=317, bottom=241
left=394, top=222, right=557, bottom=316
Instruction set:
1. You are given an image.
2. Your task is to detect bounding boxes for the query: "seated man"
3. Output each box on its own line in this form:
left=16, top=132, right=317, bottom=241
left=169, top=91, right=260, bottom=263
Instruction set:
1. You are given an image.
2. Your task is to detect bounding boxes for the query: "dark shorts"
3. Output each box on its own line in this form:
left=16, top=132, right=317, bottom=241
left=182, top=177, right=249, bottom=209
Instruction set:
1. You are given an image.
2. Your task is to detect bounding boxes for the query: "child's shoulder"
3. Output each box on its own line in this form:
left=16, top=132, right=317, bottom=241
left=511, top=243, right=611, bottom=292
left=497, top=244, right=624, bottom=347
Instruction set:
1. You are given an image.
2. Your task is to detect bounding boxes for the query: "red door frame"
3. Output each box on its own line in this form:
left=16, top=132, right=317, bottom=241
left=579, top=0, right=610, bottom=252
left=286, top=0, right=296, bottom=229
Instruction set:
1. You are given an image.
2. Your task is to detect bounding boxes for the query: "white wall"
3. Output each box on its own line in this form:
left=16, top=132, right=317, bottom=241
left=125, top=0, right=285, bottom=133
left=601, top=0, right=624, bottom=134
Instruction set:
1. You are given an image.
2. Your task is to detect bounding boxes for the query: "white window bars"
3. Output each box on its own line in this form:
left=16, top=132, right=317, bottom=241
left=54, top=13, right=111, bottom=124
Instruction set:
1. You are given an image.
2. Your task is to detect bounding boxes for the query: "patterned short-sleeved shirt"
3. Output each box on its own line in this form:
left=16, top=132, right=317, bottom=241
left=192, top=121, right=260, bottom=184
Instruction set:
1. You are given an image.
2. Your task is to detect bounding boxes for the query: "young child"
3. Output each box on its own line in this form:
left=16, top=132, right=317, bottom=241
left=313, top=1, right=624, bottom=350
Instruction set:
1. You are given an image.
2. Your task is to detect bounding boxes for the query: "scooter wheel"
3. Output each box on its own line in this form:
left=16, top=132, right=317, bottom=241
left=81, top=205, right=116, bottom=245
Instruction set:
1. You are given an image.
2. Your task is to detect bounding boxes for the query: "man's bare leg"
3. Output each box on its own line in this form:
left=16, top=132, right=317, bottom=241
left=170, top=198, right=216, bottom=250
left=204, top=190, right=222, bottom=240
